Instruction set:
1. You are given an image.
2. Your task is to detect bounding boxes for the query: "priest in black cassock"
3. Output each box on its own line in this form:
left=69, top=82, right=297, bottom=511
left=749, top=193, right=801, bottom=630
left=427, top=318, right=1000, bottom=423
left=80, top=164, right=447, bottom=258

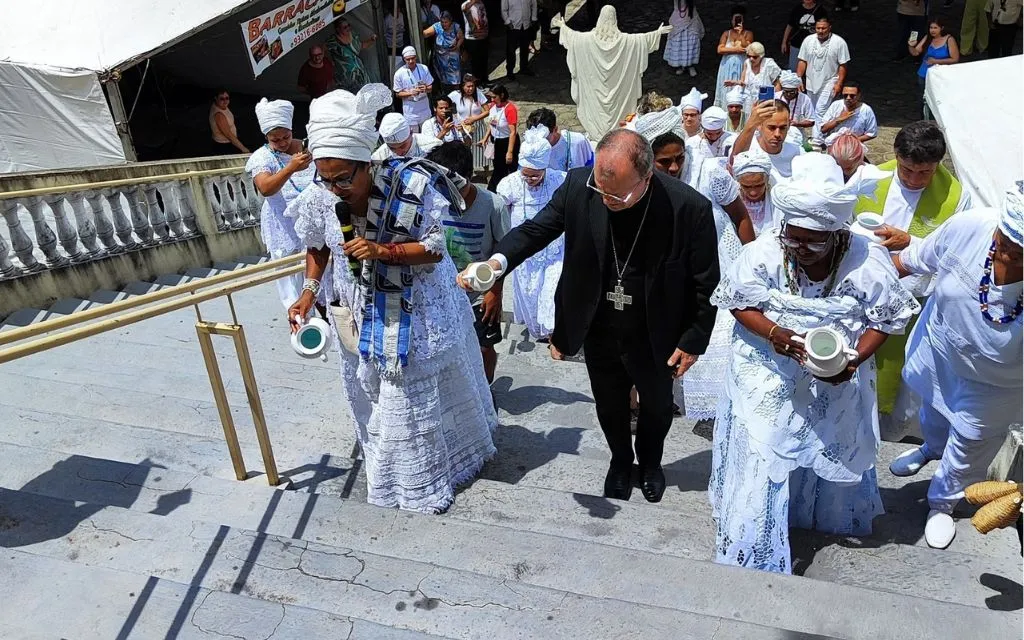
left=457, top=128, right=720, bottom=503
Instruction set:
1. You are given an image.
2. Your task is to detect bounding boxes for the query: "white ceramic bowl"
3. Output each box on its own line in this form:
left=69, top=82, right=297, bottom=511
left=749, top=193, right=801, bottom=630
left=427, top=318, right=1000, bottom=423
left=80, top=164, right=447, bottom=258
left=291, top=317, right=332, bottom=361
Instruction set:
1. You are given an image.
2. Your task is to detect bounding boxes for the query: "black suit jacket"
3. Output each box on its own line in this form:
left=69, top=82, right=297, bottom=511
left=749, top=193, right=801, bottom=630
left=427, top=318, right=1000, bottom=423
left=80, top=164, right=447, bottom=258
left=494, top=168, right=720, bottom=362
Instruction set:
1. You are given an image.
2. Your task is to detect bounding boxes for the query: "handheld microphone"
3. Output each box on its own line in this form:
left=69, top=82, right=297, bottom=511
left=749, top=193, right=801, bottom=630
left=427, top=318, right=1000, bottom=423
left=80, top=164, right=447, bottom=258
left=335, top=200, right=362, bottom=278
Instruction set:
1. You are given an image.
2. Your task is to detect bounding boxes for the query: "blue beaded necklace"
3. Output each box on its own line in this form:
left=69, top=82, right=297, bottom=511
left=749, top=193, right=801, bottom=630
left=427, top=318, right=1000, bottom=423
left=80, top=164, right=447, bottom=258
left=978, top=239, right=1023, bottom=324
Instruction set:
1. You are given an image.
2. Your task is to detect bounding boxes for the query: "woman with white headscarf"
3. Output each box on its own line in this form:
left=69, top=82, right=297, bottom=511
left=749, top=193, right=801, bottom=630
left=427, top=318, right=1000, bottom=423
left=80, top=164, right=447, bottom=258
left=246, top=98, right=315, bottom=309
left=887, top=185, right=1023, bottom=550
left=732, top=150, right=775, bottom=236
left=285, top=86, right=496, bottom=514
left=724, top=86, right=746, bottom=133
left=708, top=154, right=919, bottom=574
left=495, top=125, right=567, bottom=340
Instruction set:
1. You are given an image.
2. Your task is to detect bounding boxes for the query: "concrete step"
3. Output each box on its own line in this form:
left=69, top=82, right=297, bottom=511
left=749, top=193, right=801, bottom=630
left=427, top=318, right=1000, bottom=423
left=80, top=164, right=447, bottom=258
left=184, top=267, right=226, bottom=279
left=46, top=296, right=93, bottom=316
left=0, top=307, right=47, bottom=330
left=0, top=549, right=450, bottom=640
left=88, top=289, right=131, bottom=305
left=121, top=280, right=165, bottom=296
left=0, top=444, right=1019, bottom=636
left=152, top=273, right=193, bottom=287
left=0, top=488, right=840, bottom=640
left=212, top=260, right=248, bottom=271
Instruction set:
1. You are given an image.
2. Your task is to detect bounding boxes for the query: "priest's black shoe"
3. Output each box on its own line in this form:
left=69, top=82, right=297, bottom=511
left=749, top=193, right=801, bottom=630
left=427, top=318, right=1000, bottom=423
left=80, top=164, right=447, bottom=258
left=603, top=465, right=632, bottom=500
left=640, top=466, right=666, bottom=503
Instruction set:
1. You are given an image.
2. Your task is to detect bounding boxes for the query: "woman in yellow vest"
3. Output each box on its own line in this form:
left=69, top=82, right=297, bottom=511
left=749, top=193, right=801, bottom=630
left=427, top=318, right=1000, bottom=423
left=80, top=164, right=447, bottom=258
left=852, top=122, right=971, bottom=438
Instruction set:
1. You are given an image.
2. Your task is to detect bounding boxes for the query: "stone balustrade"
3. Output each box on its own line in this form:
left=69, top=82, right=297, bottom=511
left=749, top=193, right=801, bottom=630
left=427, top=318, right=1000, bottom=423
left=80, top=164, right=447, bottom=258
left=0, top=156, right=265, bottom=280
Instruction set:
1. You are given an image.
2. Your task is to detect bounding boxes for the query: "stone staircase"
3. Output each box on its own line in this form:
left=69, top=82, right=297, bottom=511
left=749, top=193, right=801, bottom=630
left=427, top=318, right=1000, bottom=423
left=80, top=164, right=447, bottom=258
left=0, top=266, right=1020, bottom=639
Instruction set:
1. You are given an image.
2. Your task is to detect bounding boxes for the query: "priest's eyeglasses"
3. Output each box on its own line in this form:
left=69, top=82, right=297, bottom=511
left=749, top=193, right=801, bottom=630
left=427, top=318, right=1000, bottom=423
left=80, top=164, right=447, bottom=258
left=586, top=171, right=645, bottom=205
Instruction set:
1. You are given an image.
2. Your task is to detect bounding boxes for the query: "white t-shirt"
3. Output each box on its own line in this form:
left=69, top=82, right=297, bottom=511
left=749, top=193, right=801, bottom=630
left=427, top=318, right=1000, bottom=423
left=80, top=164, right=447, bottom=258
left=775, top=90, right=816, bottom=125
left=488, top=102, right=518, bottom=139
left=819, top=101, right=879, bottom=144
left=798, top=34, right=851, bottom=94
left=750, top=136, right=804, bottom=184
left=449, top=89, right=489, bottom=120
left=393, top=64, right=435, bottom=127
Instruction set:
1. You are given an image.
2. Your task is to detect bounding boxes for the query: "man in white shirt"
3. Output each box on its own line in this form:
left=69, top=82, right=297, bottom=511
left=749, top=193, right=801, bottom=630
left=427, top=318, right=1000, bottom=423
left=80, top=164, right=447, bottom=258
left=775, top=70, right=816, bottom=140
left=729, top=100, right=804, bottom=185
left=796, top=15, right=850, bottom=124
left=371, top=113, right=443, bottom=163
left=815, top=81, right=878, bottom=146
left=525, top=107, right=595, bottom=171
left=987, top=0, right=1023, bottom=58
left=682, top=107, right=736, bottom=186
left=392, top=46, right=434, bottom=131
left=420, top=96, right=472, bottom=145
left=501, top=0, right=537, bottom=81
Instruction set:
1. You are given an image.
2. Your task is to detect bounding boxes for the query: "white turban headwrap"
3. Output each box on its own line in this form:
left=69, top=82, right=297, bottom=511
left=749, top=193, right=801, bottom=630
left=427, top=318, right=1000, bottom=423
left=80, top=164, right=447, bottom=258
left=1001, top=181, right=1024, bottom=247
left=255, top=98, right=294, bottom=135
left=518, top=125, right=552, bottom=170
left=701, top=106, right=727, bottom=131
left=379, top=113, right=412, bottom=145
left=732, top=151, right=773, bottom=177
left=306, top=85, right=392, bottom=162
left=725, top=86, right=745, bottom=107
left=680, top=87, right=707, bottom=113
left=634, top=107, right=685, bottom=143
left=772, top=154, right=886, bottom=232
left=779, top=71, right=801, bottom=89
left=402, top=46, right=417, bottom=59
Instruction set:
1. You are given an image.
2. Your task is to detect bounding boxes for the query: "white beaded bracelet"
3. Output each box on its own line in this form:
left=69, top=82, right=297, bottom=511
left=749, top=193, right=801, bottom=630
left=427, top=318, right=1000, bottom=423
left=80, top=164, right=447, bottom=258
left=302, top=278, right=322, bottom=297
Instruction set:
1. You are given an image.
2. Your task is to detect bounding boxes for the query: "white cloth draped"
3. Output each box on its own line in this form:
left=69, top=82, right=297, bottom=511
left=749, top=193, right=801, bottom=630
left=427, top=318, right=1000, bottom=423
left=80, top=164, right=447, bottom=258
left=559, top=7, right=666, bottom=140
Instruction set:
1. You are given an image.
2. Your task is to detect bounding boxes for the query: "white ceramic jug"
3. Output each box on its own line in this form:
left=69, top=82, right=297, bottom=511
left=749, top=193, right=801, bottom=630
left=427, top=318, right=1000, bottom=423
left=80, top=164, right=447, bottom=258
left=850, top=212, right=885, bottom=244
left=463, top=261, right=502, bottom=292
left=792, top=327, right=859, bottom=378
left=291, top=316, right=332, bottom=361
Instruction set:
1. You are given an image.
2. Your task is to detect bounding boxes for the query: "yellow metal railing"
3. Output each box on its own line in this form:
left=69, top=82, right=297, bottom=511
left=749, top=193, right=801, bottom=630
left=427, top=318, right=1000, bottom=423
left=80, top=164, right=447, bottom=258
left=0, top=254, right=305, bottom=486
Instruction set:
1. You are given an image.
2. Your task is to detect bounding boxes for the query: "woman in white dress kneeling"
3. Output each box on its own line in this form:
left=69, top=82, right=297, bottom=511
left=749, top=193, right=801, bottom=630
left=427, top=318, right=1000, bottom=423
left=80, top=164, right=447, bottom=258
left=709, top=155, right=919, bottom=573
left=888, top=185, right=1023, bottom=549
left=286, top=87, right=496, bottom=514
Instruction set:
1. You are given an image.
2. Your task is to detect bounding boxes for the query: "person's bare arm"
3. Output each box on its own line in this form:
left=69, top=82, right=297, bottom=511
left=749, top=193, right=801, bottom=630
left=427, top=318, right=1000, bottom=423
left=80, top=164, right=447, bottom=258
left=729, top=101, right=773, bottom=159
left=287, top=247, right=331, bottom=332
left=781, top=26, right=793, bottom=55
left=253, top=151, right=312, bottom=197
left=723, top=197, right=755, bottom=244
left=423, top=25, right=437, bottom=38
left=732, top=308, right=806, bottom=362
left=506, top=123, right=518, bottom=162
left=215, top=112, right=249, bottom=153
left=342, top=237, right=443, bottom=265
left=796, top=59, right=808, bottom=80
left=360, top=34, right=378, bottom=49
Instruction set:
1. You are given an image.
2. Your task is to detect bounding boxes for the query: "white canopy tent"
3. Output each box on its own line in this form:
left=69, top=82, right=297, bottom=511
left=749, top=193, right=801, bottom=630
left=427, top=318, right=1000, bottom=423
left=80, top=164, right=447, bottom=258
left=925, top=55, right=1024, bottom=208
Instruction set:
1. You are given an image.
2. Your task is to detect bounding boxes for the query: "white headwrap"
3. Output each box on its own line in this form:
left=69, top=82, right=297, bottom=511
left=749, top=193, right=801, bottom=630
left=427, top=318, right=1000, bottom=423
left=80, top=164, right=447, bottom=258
left=634, top=107, right=684, bottom=143
left=306, top=85, right=392, bottom=162
left=700, top=106, right=727, bottom=131
left=779, top=71, right=801, bottom=89
left=680, top=87, right=707, bottom=113
left=255, top=98, right=294, bottom=134
left=402, top=46, right=417, bottom=59
left=1001, top=181, right=1024, bottom=247
left=771, top=154, right=886, bottom=231
left=379, top=113, right=412, bottom=145
left=732, top=151, right=772, bottom=177
left=725, top=86, right=745, bottom=107
left=519, top=125, right=553, bottom=170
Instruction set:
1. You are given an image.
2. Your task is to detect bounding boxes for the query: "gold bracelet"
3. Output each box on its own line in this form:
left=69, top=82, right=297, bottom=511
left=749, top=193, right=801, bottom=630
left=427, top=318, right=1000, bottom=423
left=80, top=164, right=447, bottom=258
left=767, top=324, right=780, bottom=341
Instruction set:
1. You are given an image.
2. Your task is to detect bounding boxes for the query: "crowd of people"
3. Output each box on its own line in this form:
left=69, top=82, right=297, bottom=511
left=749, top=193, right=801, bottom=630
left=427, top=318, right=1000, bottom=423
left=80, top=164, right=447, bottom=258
left=234, top=1, right=1021, bottom=577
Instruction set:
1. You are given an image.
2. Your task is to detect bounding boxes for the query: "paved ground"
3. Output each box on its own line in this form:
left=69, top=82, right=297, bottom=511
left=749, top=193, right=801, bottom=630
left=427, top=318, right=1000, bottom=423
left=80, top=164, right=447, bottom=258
left=481, top=0, right=1014, bottom=163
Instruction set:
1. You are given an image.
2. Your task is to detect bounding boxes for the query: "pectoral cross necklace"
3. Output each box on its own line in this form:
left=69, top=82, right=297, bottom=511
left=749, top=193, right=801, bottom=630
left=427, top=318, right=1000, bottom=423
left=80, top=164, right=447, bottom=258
left=606, top=194, right=652, bottom=310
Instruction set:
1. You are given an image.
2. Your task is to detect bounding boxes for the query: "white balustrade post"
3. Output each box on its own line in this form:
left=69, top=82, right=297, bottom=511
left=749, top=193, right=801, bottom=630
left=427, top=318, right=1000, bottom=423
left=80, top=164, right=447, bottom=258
left=231, top=176, right=252, bottom=225
left=240, top=178, right=263, bottom=222
left=204, top=178, right=228, bottom=231
left=84, top=192, right=123, bottom=254
left=25, top=197, right=69, bottom=267
left=42, top=195, right=85, bottom=263
left=159, top=184, right=186, bottom=238
left=126, top=186, right=155, bottom=245
left=143, top=185, right=170, bottom=241
left=1, top=201, right=43, bottom=272
left=103, top=189, right=140, bottom=250
left=0, top=225, right=22, bottom=279
left=176, top=181, right=200, bottom=236
left=216, top=177, right=241, bottom=229
left=65, top=192, right=105, bottom=259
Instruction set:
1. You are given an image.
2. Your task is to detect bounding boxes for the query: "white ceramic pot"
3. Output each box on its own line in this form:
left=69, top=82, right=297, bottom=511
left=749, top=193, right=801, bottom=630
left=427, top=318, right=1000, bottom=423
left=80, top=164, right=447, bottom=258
left=463, top=261, right=501, bottom=292
left=792, top=327, right=859, bottom=378
left=850, top=212, right=885, bottom=244
left=291, top=317, right=332, bottom=361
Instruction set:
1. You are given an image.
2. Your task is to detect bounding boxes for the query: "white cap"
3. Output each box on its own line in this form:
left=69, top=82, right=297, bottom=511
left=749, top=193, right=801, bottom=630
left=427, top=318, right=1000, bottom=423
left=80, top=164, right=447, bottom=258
left=402, top=46, right=417, bottom=59
left=379, top=113, right=411, bottom=145
left=700, top=106, right=727, bottom=131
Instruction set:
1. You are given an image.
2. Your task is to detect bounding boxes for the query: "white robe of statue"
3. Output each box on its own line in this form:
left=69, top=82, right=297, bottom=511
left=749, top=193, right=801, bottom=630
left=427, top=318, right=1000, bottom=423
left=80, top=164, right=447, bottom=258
left=555, top=7, right=672, bottom=140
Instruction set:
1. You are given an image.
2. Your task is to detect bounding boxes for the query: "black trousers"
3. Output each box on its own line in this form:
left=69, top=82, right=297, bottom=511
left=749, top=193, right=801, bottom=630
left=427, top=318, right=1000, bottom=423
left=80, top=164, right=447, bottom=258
left=505, top=26, right=532, bottom=77
left=487, top=136, right=518, bottom=191
left=583, top=316, right=674, bottom=471
left=895, top=13, right=927, bottom=59
left=464, top=38, right=490, bottom=83
left=989, top=23, right=1020, bottom=58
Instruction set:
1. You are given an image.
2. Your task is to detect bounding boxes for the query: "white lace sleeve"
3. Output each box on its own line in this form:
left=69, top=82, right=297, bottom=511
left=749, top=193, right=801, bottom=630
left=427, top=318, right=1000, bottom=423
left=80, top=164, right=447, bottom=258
left=711, top=233, right=779, bottom=310
left=244, top=146, right=276, bottom=178
left=836, top=241, right=921, bottom=334
left=285, top=185, right=337, bottom=249
left=417, top=185, right=450, bottom=256
left=710, top=166, right=740, bottom=207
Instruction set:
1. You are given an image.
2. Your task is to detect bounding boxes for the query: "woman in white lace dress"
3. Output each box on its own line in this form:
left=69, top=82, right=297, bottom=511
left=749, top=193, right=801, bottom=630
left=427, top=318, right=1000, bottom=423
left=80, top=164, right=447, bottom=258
left=709, top=155, right=918, bottom=573
left=496, top=126, right=567, bottom=340
left=681, top=155, right=753, bottom=423
left=734, top=42, right=782, bottom=116
left=286, top=88, right=496, bottom=514
left=246, top=98, right=316, bottom=309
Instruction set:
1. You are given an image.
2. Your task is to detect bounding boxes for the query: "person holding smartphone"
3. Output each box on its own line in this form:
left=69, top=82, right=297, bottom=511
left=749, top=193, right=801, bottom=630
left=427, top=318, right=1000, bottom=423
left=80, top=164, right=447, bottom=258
left=714, top=5, right=754, bottom=108
left=421, top=96, right=472, bottom=145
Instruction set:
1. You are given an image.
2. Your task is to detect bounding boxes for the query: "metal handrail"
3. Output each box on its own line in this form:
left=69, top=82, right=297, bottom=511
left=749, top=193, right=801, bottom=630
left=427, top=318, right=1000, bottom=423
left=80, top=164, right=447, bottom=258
left=0, top=166, right=246, bottom=200
left=0, top=254, right=304, bottom=347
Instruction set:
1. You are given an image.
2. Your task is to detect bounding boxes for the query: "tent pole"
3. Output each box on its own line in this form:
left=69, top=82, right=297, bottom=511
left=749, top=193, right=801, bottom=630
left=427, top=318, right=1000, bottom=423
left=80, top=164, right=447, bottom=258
left=102, top=76, right=138, bottom=162
left=405, top=0, right=425, bottom=68
left=391, top=0, right=398, bottom=77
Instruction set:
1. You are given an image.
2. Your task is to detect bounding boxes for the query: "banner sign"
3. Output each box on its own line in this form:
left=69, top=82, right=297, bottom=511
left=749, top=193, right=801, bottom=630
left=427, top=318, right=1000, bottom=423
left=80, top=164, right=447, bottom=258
left=241, top=0, right=368, bottom=77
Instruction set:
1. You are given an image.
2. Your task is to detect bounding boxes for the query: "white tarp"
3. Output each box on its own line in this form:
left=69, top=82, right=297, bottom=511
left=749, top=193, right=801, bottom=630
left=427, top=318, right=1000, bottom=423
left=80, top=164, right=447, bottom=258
left=0, top=1, right=255, bottom=73
left=925, top=55, right=1024, bottom=208
left=0, top=63, right=125, bottom=174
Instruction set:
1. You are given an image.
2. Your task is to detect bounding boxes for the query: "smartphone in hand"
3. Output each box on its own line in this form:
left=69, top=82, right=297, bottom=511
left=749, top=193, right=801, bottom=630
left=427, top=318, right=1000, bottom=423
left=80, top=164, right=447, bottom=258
left=758, top=85, right=775, bottom=104
left=908, top=31, right=919, bottom=45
